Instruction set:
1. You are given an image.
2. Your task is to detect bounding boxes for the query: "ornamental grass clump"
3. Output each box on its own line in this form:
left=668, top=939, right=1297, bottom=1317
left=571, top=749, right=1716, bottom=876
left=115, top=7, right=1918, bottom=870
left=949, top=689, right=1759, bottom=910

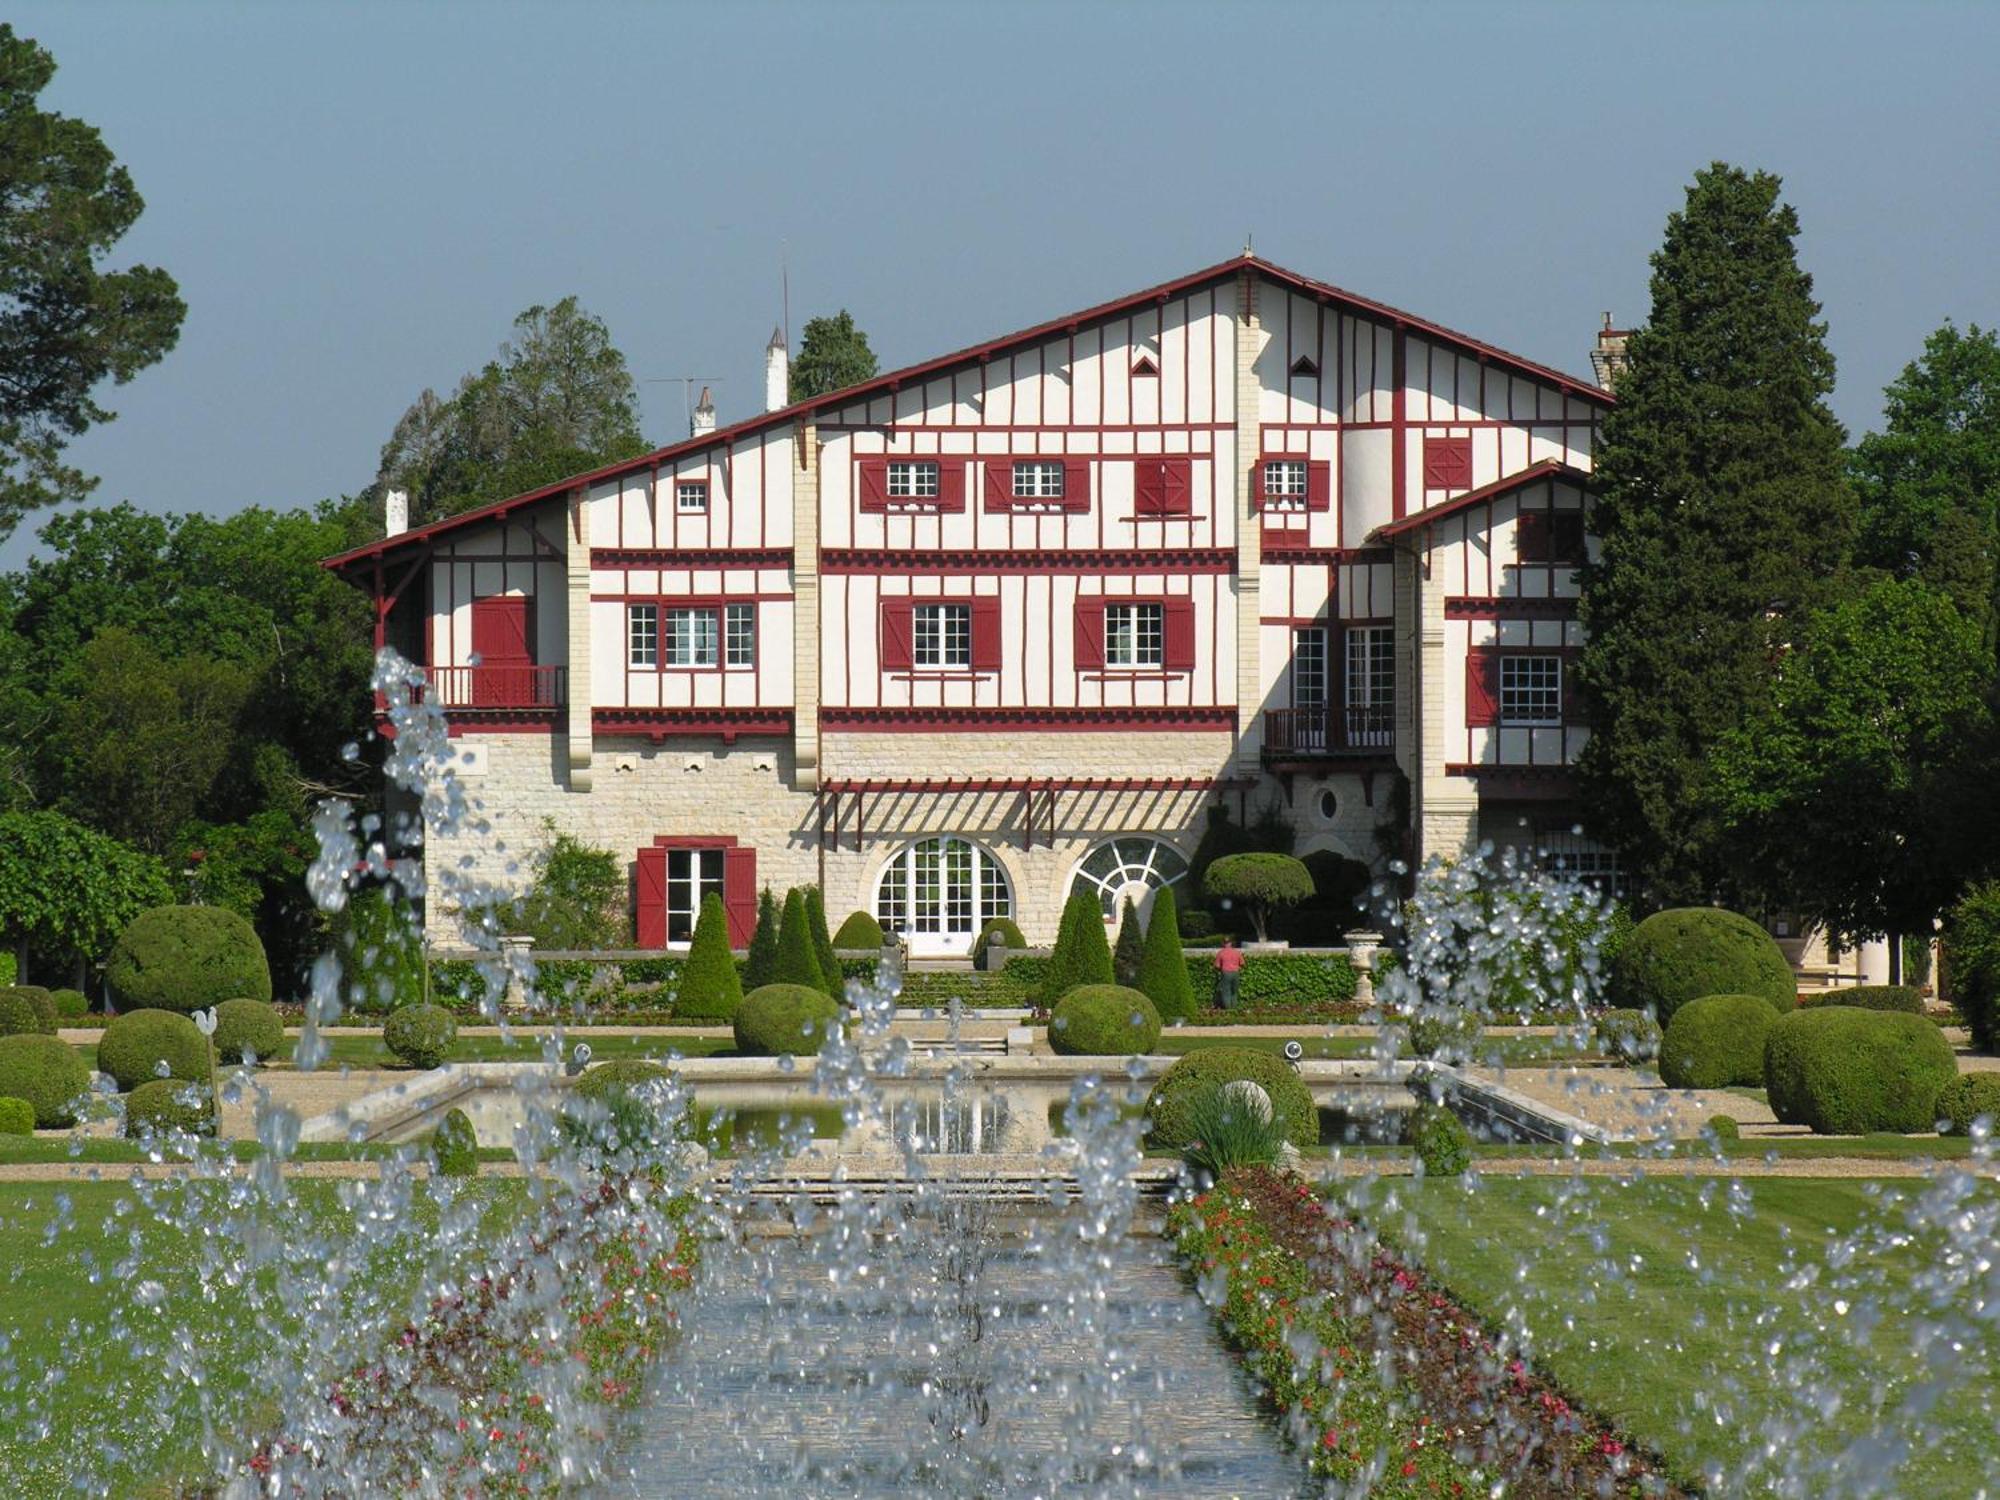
left=672, top=892, right=743, bottom=1022
left=1764, top=1005, right=1957, bottom=1134
left=106, top=904, right=271, bottom=1013
left=212, top=997, right=285, bottom=1064
left=0, top=1035, right=91, bottom=1127
left=734, top=982, right=842, bottom=1057
left=1180, top=1083, right=1285, bottom=1181
left=1611, top=907, right=1794, bottom=1024
left=382, top=1003, right=458, bottom=1069
left=98, top=1008, right=209, bottom=1091
left=1658, top=993, right=1777, bottom=1090
left=1048, top=984, right=1161, bottom=1055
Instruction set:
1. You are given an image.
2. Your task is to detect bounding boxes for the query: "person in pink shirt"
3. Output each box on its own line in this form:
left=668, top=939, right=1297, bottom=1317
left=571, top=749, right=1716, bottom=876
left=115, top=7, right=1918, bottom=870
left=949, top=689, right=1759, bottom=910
left=1215, top=935, right=1243, bottom=1011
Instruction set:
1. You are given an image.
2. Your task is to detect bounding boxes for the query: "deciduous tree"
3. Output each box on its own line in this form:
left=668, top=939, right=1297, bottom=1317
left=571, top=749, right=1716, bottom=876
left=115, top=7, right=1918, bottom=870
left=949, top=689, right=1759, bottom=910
left=789, top=310, right=879, bottom=402
left=0, top=809, right=172, bottom=978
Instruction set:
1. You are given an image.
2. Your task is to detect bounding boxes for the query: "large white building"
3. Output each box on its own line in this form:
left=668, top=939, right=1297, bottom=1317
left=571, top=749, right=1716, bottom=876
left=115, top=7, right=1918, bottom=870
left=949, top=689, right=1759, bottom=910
left=327, top=255, right=1616, bottom=955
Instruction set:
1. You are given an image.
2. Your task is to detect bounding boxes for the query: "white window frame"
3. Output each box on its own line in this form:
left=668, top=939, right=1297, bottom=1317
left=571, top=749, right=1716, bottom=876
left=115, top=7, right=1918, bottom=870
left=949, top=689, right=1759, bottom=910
left=913, top=602, right=972, bottom=669
left=1010, top=460, right=1065, bottom=499
left=675, top=481, right=709, bottom=513
left=1292, top=626, right=1328, bottom=709
left=1262, top=458, right=1309, bottom=512
left=665, top=607, right=720, bottom=668
left=725, top=603, right=755, bottom=667
left=627, top=604, right=658, bottom=669
left=1499, top=654, right=1562, bottom=726
left=1104, top=602, right=1164, bottom=668
left=886, top=460, right=941, bottom=499
left=666, top=847, right=726, bottom=943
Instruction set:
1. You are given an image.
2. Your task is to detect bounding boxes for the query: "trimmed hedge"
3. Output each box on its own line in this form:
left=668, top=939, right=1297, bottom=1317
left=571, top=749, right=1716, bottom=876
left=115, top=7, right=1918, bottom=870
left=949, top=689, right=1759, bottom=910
left=1593, top=1007, right=1662, bottom=1062
left=0, top=1035, right=92, bottom=1127
left=98, top=1009, right=210, bottom=1092
left=1408, top=1101, right=1472, bottom=1176
left=1612, top=908, right=1794, bottom=1023
left=1708, top=1114, right=1742, bottom=1142
left=1048, top=984, right=1161, bottom=1055
left=1797, top=985, right=1925, bottom=1014
left=1146, top=1048, right=1316, bottom=1151
left=734, top=983, right=842, bottom=1057
left=432, top=1107, right=479, bottom=1177
left=107, top=905, right=271, bottom=1014
left=673, top=893, right=743, bottom=1022
left=425, top=951, right=879, bottom=1016
left=125, top=1078, right=216, bottom=1138
left=0, top=987, right=54, bottom=1036
left=0, top=1096, right=32, bottom=1135
left=1935, top=1074, right=2000, bottom=1136
left=831, top=910, right=884, bottom=949
left=50, top=988, right=89, bottom=1020
left=1764, top=1006, right=1957, bottom=1135
left=1658, top=993, right=1776, bottom=1090
left=383, top=1004, right=458, bottom=1069
left=212, top=998, right=285, bottom=1065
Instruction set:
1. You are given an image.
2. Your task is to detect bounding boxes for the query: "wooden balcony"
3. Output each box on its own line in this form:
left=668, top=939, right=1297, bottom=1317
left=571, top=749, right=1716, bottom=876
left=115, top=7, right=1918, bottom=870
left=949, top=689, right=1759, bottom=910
left=419, top=664, right=567, bottom=711
left=1261, top=703, right=1395, bottom=762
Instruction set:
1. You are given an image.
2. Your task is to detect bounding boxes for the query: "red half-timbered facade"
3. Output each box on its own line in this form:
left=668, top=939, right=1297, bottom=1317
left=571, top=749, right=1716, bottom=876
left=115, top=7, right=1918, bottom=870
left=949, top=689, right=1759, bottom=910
left=327, top=254, right=1615, bottom=953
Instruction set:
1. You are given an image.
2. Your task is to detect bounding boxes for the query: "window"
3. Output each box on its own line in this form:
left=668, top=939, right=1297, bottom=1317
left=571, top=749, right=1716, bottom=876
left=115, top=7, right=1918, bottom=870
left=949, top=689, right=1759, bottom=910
left=1344, top=626, right=1395, bottom=745
left=1262, top=460, right=1310, bottom=511
left=886, top=461, right=940, bottom=499
left=1010, top=460, right=1065, bottom=499
left=913, top=603, right=971, bottom=668
left=1422, top=436, right=1473, bottom=491
left=1518, top=508, right=1588, bottom=564
left=875, top=837, right=1011, bottom=954
left=666, top=847, right=725, bottom=942
left=1068, top=838, right=1188, bottom=922
left=1292, top=627, right=1327, bottom=709
left=725, top=603, right=755, bottom=667
left=1104, top=603, right=1164, bottom=667
left=627, top=604, right=658, bottom=668
left=1499, top=654, right=1562, bottom=725
left=675, top=481, right=708, bottom=513
left=666, top=608, right=719, bottom=667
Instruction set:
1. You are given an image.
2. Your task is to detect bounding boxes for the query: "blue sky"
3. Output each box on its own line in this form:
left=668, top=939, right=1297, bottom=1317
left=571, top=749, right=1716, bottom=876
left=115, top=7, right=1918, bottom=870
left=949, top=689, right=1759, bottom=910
left=5, top=0, right=1995, bottom=567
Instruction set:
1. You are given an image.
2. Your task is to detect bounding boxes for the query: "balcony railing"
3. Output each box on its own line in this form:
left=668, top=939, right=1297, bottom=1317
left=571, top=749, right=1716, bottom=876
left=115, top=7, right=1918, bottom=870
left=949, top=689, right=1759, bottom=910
left=1262, top=703, right=1396, bottom=759
left=418, top=664, right=567, bottom=711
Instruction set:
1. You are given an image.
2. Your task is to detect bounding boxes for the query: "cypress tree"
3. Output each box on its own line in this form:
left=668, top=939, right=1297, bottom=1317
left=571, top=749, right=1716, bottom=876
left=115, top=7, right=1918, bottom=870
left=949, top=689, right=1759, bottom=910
left=771, top=888, right=824, bottom=989
left=1136, top=884, right=1197, bottom=1022
left=1041, top=891, right=1114, bottom=1005
left=1578, top=162, right=1854, bottom=903
left=743, top=886, right=782, bottom=990
left=1112, top=895, right=1145, bottom=986
left=673, top=892, right=743, bottom=1021
left=805, top=886, right=843, bottom=998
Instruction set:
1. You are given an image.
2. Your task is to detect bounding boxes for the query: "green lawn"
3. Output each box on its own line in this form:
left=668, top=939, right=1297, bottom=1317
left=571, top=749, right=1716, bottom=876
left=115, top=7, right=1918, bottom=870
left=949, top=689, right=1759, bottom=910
left=1365, top=1175, right=1997, bottom=1495
left=0, top=1177, right=531, bottom=1498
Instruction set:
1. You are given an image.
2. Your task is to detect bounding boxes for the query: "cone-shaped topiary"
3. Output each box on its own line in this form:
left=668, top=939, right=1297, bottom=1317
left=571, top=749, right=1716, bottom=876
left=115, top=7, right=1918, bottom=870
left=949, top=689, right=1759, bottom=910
left=1041, top=891, right=1114, bottom=1005
left=1135, top=886, right=1196, bottom=1022
left=0, top=1035, right=92, bottom=1127
left=1658, top=993, right=1776, bottom=1089
left=771, top=889, right=827, bottom=990
left=0, top=1096, right=33, bottom=1135
left=99, top=1009, right=210, bottom=1092
left=805, top=887, right=842, bottom=997
left=1145, top=1047, right=1316, bottom=1151
left=212, top=998, right=285, bottom=1065
left=124, top=1078, right=216, bottom=1139
left=734, top=983, right=842, bottom=1057
left=1049, top=984, right=1160, bottom=1055
left=1764, top=1006, right=1957, bottom=1134
left=432, top=1107, right=479, bottom=1177
left=0, top=987, right=55, bottom=1036
left=832, top=910, right=884, bottom=949
left=1611, top=907, right=1794, bottom=1024
left=383, top=1003, right=457, bottom=1069
left=107, top=905, right=271, bottom=1014
left=1112, top=897, right=1144, bottom=986
left=674, top=892, right=744, bottom=1022
left=743, top=886, right=783, bottom=991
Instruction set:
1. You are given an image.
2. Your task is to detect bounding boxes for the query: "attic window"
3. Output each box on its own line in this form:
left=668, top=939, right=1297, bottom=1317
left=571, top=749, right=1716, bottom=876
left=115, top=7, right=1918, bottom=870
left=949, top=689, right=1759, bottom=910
left=1289, top=355, right=1320, bottom=378
left=1131, top=354, right=1159, bottom=377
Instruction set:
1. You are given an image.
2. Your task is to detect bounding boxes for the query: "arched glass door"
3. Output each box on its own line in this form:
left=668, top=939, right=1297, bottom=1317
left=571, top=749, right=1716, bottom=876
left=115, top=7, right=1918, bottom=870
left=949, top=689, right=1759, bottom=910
left=875, top=838, right=1011, bottom=957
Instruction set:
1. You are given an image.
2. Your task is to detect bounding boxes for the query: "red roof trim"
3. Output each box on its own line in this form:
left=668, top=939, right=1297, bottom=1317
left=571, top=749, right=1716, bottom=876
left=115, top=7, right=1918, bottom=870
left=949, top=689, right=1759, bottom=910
left=1368, top=460, right=1594, bottom=541
left=326, top=254, right=1612, bottom=572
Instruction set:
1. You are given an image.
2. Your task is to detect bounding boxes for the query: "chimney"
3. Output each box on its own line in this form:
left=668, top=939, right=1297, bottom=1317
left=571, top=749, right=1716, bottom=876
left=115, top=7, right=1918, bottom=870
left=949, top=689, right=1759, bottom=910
left=384, top=487, right=409, bottom=537
left=1589, top=313, right=1632, bottom=392
left=691, top=385, right=717, bottom=438
left=765, top=325, right=789, bottom=412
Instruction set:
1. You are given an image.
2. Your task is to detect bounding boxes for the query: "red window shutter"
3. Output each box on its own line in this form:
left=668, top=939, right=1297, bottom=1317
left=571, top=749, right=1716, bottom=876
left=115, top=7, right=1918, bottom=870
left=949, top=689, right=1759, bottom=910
left=1160, top=456, right=1193, bottom=514
left=969, top=596, right=1002, bottom=672
left=1162, top=598, right=1197, bottom=671
left=722, top=847, right=756, bottom=947
left=1423, top=437, right=1472, bottom=490
left=880, top=599, right=915, bottom=670
left=1133, top=458, right=1167, bottom=515
left=934, top=460, right=966, bottom=513
left=1062, top=457, right=1092, bottom=513
left=1306, top=460, right=1332, bottom=512
left=1465, top=648, right=1499, bottom=728
left=1073, top=600, right=1106, bottom=669
left=1551, top=511, right=1587, bottom=564
left=983, top=460, right=1013, bottom=513
left=635, top=846, right=667, bottom=949
left=1516, top=510, right=1550, bottom=563
left=858, top=458, right=890, bottom=512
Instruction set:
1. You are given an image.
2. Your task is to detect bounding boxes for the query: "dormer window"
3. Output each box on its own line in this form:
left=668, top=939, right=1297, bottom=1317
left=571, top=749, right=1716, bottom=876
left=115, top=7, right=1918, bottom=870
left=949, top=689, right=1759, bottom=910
left=675, top=481, right=708, bottom=513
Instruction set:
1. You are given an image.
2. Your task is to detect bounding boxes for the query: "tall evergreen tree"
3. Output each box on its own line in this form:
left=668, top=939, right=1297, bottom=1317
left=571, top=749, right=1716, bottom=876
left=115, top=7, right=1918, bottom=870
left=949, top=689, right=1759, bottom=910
left=1135, top=884, right=1196, bottom=1022
left=1577, top=163, right=1854, bottom=903
left=742, top=885, right=782, bottom=990
left=1112, top=895, right=1144, bottom=986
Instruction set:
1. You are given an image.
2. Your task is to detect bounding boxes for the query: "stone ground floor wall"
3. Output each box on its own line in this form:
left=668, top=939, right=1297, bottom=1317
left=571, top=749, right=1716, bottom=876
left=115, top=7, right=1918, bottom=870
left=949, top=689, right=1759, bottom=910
left=418, top=731, right=1403, bottom=950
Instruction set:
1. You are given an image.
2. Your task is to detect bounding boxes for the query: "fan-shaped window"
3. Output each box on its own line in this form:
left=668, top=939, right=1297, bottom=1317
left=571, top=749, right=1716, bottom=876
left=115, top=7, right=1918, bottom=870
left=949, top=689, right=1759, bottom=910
left=1068, top=838, right=1189, bottom=922
left=875, top=838, right=1012, bottom=956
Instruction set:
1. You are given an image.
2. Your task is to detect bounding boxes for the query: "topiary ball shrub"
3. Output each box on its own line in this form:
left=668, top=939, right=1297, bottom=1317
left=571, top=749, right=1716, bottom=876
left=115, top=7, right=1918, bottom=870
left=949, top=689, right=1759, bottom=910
left=124, top=1078, right=216, bottom=1139
left=1593, top=1007, right=1662, bottom=1062
left=1797, top=985, right=1925, bottom=1015
left=0, top=987, right=55, bottom=1036
left=1764, top=1006, right=1958, bottom=1135
left=1708, top=1114, right=1742, bottom=1142
left=50, top=989, right=89, bottom=1021
left=1935, top=1074, right=2000, bottom=1137
left=1146, top=1047, right=1316, bottom=1151
left=106, top=905, right=271, bottom=1014
left=432, top=1107, right=479, bottom=1177
left=0, top=1035, right=93, bottom=1127
left=1048, top=984, right=1161, bottom=1056
left=1612, top=908, right=1795, bottom=1024
left=973, top=917, right=1027, bottom=965
left=1658, top=993, right=1777, bottom=1090
left=210, top=998, right=285, bottom=1065
left=98, top=1009, right=210, bottom=1092
left=566, top=1060, right=678, bottom=1157
left=383, top=1004, right=458, bottom=1069
left=832, top=910, right=885, bottom=949
left=0, top=1096, right=34, bottom=1135
left=1408, top=1101, right=1472, bottom=1176
left=734, top=983, right=843, bottom=1057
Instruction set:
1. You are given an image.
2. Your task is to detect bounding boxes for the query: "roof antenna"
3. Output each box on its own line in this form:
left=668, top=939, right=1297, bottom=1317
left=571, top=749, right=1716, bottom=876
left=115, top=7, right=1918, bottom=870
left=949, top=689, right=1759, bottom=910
left=781, top=239, right=790, bottom=352
left=1243, top=231, right=1255, bottom=258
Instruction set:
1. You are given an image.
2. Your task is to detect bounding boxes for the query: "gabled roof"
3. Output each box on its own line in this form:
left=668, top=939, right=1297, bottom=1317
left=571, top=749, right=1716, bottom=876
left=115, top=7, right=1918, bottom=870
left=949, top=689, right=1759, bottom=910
left=326, top=253, right=1611, bottom=572
left=1369, top=459, right=1594, bottom=542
